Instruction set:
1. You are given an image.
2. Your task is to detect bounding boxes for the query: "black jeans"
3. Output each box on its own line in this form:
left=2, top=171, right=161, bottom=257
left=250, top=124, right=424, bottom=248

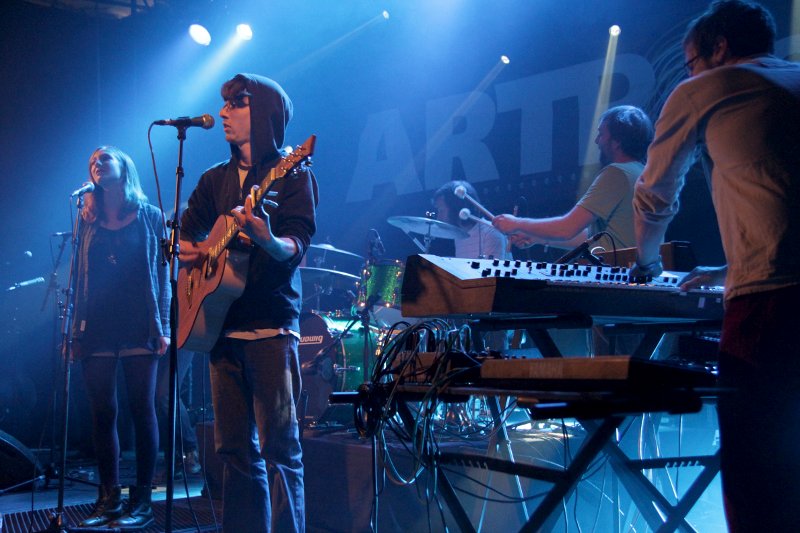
left=718, top=284, right=800, bottom=532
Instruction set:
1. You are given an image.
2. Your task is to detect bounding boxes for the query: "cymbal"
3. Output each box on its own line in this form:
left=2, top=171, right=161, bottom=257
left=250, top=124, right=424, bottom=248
left=299, top=267, right=360, bottom=284
left=309, top=243, right=363, bottom=259
left=387, top=216, right=469, bottom=240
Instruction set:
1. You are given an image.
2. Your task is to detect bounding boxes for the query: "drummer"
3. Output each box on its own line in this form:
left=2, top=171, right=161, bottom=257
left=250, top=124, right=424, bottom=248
left=432, top=180, right=510, bottom=260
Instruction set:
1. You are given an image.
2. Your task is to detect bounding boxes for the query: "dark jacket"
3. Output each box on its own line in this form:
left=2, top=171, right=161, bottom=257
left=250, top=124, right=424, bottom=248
left=181, top=74, right=317, bottom=332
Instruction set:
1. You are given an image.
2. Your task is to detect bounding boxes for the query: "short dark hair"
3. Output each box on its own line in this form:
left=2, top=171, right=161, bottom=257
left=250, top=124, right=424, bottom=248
left=599, top=106, right=654, bottom=163
left=684, top=0, right=776, bottom=59
left=221, top=74, right=251, bottom=101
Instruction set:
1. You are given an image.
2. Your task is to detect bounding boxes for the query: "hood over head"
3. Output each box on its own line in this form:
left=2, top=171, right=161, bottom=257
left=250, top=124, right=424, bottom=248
left=222, top=73, right=293, bottom=165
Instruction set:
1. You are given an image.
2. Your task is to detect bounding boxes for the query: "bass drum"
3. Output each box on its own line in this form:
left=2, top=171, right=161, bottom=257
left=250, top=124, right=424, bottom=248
left=298, top=312, right=377, bottom=423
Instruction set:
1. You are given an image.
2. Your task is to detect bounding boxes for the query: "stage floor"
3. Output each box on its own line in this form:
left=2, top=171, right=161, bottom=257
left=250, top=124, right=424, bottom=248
left=0, top=414, right=726, bottom=533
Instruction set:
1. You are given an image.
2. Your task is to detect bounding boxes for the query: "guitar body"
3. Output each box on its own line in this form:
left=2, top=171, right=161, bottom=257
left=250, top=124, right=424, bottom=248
left=177, top=215, right=250, bottom=352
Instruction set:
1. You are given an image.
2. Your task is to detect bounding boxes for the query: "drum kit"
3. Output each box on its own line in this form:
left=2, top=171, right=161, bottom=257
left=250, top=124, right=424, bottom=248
left=298, top=216, right=468, bottom=426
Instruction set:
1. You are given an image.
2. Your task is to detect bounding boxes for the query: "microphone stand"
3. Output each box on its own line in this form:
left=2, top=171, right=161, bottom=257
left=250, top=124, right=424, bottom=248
left=162, top=124, right=189, bottom=533
left=35, top=197, right=87, bottom=533
left=42, top=233, right=88, bottom=487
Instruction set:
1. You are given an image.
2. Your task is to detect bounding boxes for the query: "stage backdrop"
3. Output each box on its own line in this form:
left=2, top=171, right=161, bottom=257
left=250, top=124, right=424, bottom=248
left=0, top=0, right=795, bottom=445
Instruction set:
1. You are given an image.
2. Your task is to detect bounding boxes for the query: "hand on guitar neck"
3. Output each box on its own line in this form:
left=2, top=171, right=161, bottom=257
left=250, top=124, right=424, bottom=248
left=231, top=187, right=297, bottom=261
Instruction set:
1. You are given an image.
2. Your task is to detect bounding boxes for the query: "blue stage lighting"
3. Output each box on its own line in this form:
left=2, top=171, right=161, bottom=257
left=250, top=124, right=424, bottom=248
left=189, top=24, right=211, bottom=46
left=236, top=24, right=253, bottom=41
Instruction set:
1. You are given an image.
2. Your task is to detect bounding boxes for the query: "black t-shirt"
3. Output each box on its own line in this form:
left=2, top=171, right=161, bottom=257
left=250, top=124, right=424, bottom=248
left=84, top=222, right=149, bottom=352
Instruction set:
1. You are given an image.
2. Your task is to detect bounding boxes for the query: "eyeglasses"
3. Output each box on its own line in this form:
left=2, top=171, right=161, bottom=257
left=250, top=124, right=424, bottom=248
left=683, top=55, right=701, bottom=76
left=222, top=98, right=249, bottom=111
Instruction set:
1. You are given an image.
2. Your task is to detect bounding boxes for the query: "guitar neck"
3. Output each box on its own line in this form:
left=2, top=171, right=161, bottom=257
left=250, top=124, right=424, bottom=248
left=208, top=166, right=280, bottom=262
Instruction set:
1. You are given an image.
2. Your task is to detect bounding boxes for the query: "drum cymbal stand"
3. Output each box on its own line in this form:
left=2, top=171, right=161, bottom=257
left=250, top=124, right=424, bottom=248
left=399, top=229, right=430, bottom=253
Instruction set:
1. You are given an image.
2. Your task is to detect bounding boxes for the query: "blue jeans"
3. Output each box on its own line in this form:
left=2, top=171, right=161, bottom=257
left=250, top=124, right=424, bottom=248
left=210, top=335, right=304, bottom=533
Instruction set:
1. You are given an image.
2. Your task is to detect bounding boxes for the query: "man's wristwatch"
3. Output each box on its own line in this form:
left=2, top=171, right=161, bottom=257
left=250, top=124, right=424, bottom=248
left=629, top=256, right=663, bottom=282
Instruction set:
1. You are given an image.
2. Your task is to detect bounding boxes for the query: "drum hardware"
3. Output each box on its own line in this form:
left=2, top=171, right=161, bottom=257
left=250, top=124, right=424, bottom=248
left=299, top=267, right=359, bottom=313
left=298, top=310, right=380, bottom=425
left=308, top=243, right=364, bottom=269
left=355, top=260, right=406, bottom=328
left=387, top=215, right=469, bottom=253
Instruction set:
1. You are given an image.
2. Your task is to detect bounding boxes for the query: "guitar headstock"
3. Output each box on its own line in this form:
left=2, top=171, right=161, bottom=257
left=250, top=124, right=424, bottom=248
left=274, top=134, right=316, bottom=179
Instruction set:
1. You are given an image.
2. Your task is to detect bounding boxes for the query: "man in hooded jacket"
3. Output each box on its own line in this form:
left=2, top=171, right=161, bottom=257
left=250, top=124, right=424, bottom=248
left=180, top=73, right=316, bottom=533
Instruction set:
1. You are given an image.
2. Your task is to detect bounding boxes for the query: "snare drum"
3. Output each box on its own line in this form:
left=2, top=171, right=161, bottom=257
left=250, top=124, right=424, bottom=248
left=298, top=312, right=378, bottom=422
left=356, top=260, right=405, bottom=326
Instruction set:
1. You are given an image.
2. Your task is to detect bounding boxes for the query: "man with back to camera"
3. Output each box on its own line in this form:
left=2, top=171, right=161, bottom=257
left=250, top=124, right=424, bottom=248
left=629, top=2, right=800, bottom=530
left=492, top=105, right=653, bottom=254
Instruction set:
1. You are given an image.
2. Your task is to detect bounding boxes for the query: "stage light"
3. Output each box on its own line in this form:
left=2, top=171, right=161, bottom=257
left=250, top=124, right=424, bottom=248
left=609, top=25, right=621, bottom=37
left=189, top=24, right=211, bottom=46
left=236, top=24, right=253, bottom=41
left=500, top=55, right=510, bottom=64
left=382, top=10, right=390, bottom=19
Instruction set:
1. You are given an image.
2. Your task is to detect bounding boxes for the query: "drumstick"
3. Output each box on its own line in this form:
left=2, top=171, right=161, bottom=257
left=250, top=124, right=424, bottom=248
left=459, top=208, right=492, bottom=226
left=454, top=185, right=495, bottom=219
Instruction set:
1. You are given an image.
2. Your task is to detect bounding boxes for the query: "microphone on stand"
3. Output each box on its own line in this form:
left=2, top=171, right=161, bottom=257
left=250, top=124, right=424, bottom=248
left=368, top=228, right=385, bottom=259
left=153, top=114, right=215, bottom=129
left=6, top=277, right=45, bottom=292
left=555, top=233, right=604, bottom=264
left=70, top=182, right=95, bottom=197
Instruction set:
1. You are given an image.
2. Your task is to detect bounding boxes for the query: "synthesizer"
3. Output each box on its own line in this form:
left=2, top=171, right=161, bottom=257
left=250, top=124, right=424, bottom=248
left=479, top=356, right=716, bottom=391
left=400, top=254, right=724, bottom=322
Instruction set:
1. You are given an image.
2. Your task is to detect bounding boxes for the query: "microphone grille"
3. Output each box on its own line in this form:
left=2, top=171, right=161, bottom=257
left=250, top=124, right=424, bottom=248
left=201, top=114, right=215, bottom=129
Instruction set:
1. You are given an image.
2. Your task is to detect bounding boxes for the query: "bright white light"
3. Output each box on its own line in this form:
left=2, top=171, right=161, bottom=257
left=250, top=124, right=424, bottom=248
left=189, top=24, right=211, bottom=46
left=609, top=25, right=621, bottom=37
left=500, top=55, right=510, bottom=64
left=382, top=10, right=390, bottom=19
left=236, top=24, right=253, bottom=41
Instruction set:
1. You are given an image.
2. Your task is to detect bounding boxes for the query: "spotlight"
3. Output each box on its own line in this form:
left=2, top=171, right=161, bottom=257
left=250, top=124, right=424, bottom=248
left=189, top=24, right=211, bottom=46
left=236, top=24, right=253, bottom=41
left=382, top=10, right=390, bottom=20
left=500, top=55, right=510, bottom=64
left=609, top=25, right=621, bottom=37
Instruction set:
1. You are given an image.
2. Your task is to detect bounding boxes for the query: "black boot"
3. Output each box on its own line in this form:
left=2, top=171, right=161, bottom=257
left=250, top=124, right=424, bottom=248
left=79, top=484, right=123, bottom=527
left=109, top=484, right=154, bottom=530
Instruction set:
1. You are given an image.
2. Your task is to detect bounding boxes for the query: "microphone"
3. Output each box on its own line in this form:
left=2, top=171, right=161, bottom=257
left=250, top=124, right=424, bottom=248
left=52, top=231, right=72, bottom=238
left=70, top=182, right=95, bottom=197
left=368, top=228, right=385, bottom=258
left=555, top=233, right=604, bottom=264
left=153, top=114, right=215, bottom=129
left=6, top=276, right=45, bottom=292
